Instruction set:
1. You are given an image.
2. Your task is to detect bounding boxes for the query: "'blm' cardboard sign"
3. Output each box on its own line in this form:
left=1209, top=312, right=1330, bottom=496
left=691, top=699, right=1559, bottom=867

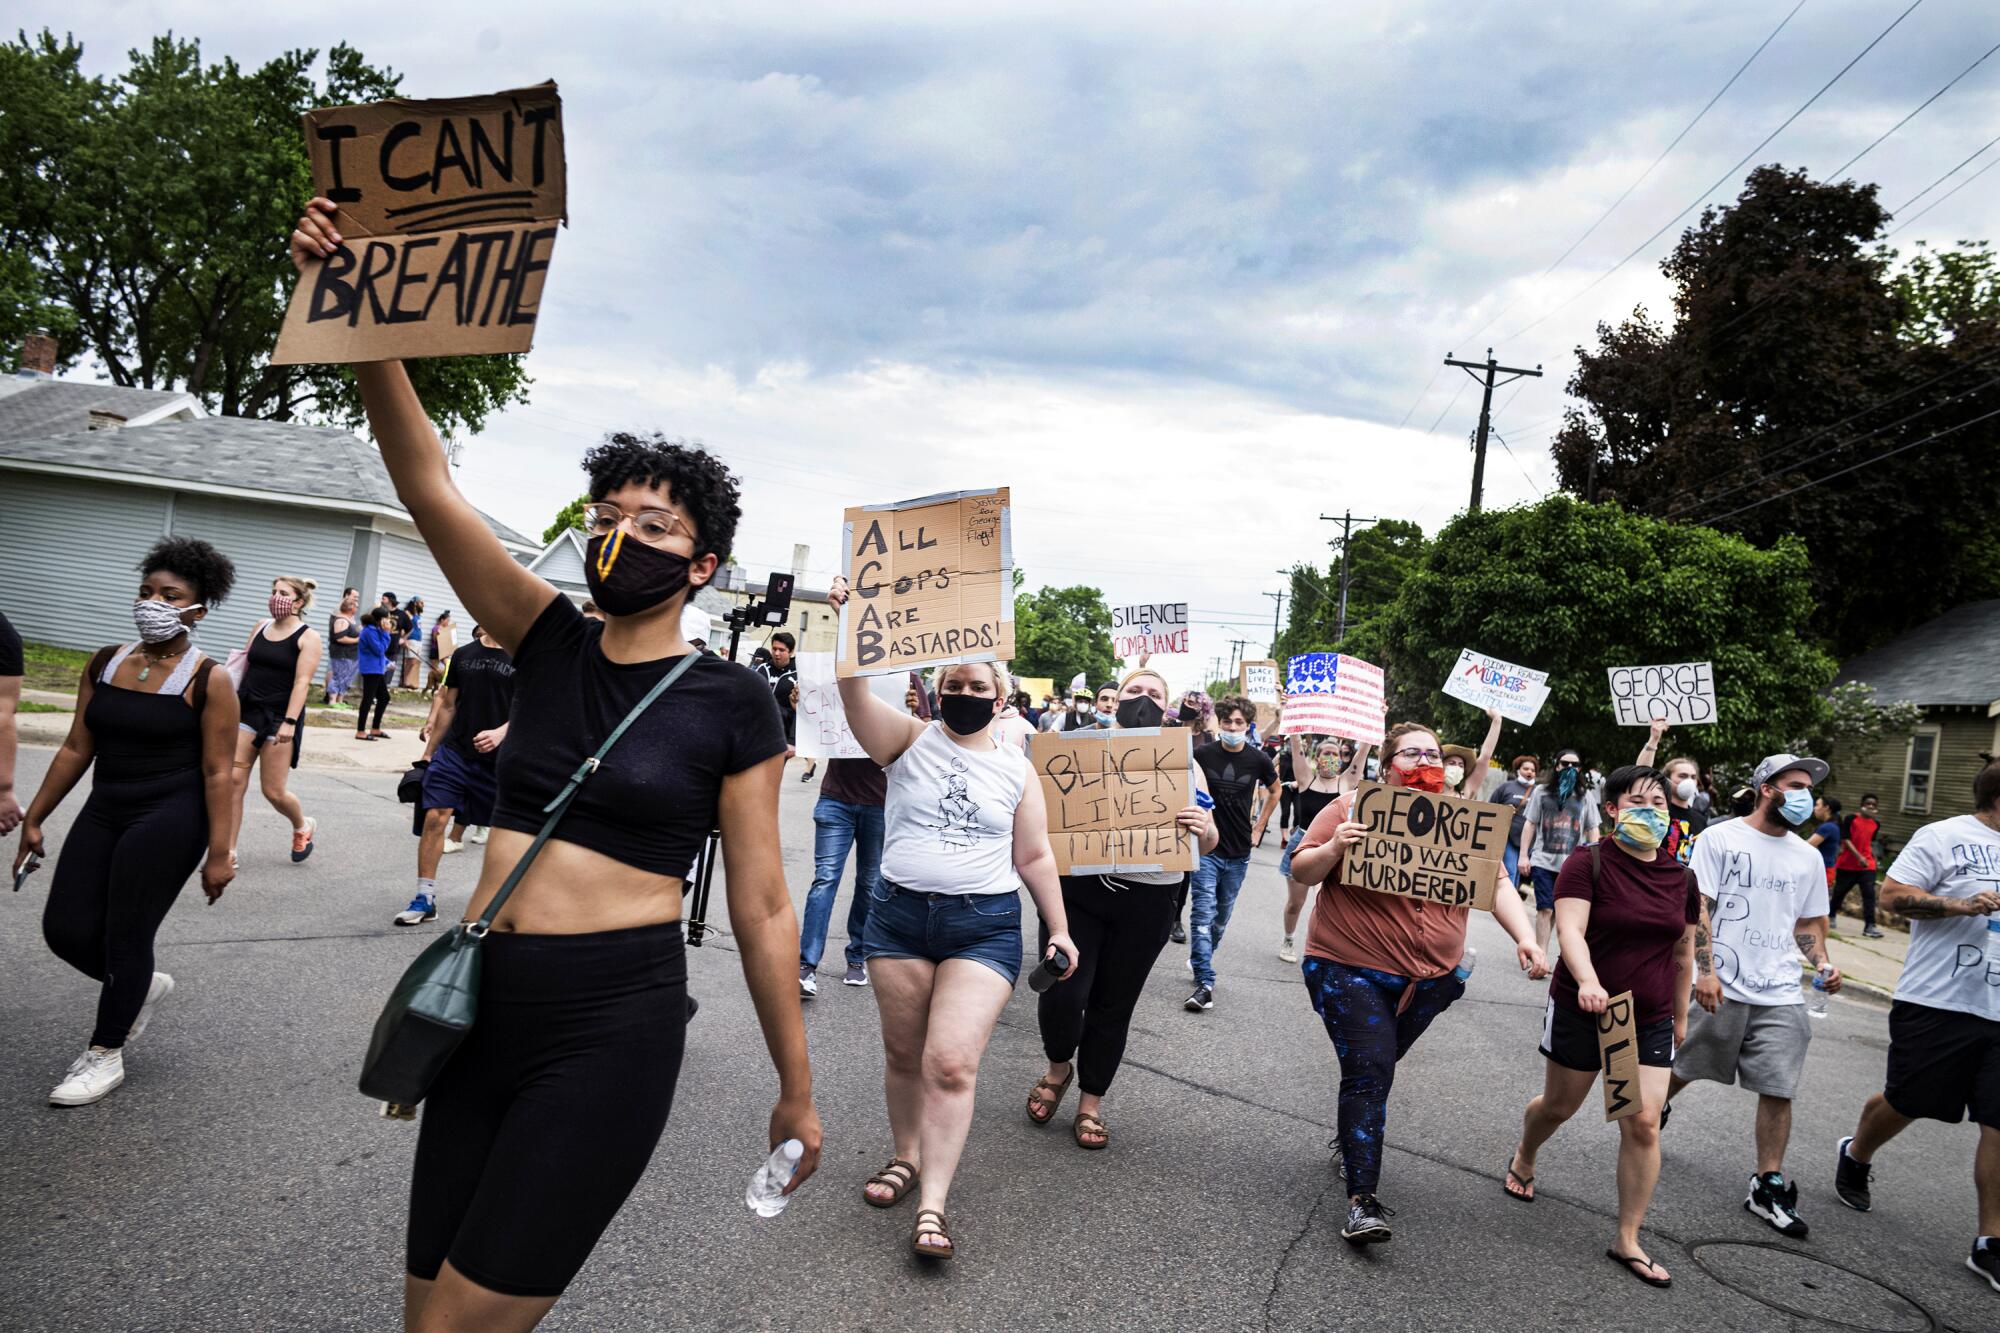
left=1111, top=602, right=1189, bottom=658
left=1598, top=991, right=1643, bottom=1122
left=1607, top=661, right=1716, bottom=727
left=275, top=82, right=566, bottom=364
left=838, top=488, right=1014, bottom=679
left=1031, top=729, right=1196, bottom=875
left=1345, top=781, right=1508, bottom=911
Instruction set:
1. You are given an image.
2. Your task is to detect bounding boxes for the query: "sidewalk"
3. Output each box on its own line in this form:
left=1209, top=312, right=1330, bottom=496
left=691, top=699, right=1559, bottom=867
left=1824, top=910, right=1907, bottom=1004
left=18, top=688, right=425, bottom=774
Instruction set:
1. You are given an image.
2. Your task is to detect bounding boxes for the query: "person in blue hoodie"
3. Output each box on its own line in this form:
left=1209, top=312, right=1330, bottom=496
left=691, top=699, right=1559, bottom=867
left=354, top=608, right=395, bottom=740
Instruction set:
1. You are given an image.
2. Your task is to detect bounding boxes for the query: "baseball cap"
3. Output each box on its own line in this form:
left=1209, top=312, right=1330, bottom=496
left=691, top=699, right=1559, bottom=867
left=1752, top=753, right=1829, bottom=788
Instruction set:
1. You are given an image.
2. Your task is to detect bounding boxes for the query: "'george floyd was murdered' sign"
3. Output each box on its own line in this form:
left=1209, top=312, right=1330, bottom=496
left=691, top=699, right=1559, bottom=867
left=1111, top=602, right=1189, bottom=658
left=838, top=488, right=1014, bottom=679
left=1031, top=729, right=1197, bottom=875
left=1345, top=781, right=1509, bottom=911
left=1607, top=661, right=1717, bottom=727
left=1598, top=991, right=1643, bottom=1122
left=1442, top=648, right=1550, bottom=726
left=274, top=82, right=566, bottom=365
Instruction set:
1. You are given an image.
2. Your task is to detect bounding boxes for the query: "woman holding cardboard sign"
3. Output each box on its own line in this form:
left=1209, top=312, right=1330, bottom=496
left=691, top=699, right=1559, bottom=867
left=1504, top=764, right=1700, bottom=1290
left=1027, top=667, right=1216, bottom=1149
left=828, top=576, right=1076, bottom=1259
left=1276, top=733, right=1368, bottom=964
left=1287, top=721, right=1547, bottom=1246
left=292, top=198, right=823, bottom=1331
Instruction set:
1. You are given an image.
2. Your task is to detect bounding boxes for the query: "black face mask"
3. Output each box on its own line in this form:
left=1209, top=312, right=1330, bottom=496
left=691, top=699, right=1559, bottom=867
left=585, top=532, right=692, bottom=616
left=1116, top=695, right=1165, bottom=729
left=938, top=692, right=996, bottom=736
left=1178, top=703, right=1203, bottom=723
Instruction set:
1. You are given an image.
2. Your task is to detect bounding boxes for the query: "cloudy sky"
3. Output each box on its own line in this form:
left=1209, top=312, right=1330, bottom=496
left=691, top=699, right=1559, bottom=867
left=42, top=0, right=2000, bottom=687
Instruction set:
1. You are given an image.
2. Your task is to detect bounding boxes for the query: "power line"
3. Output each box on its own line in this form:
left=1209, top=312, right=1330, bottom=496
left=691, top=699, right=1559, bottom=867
left=1502, top=0, right=1927, bottom=344
left=1829, top=38, right=2000, bottom=178
left=1892, top=131, right=2000, bottom=214
left=1395, top=363, right=1447, bottom=431
left=1425, top=378, right=1470, bottom=434
left=1489, top=431, right=1546, bottom=498
left=1887, top=151, right=2000, bottom=238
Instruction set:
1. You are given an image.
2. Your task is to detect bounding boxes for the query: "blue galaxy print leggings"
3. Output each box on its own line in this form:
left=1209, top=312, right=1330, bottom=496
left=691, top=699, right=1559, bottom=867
left=1302, top=957, right=1467, bottom=1197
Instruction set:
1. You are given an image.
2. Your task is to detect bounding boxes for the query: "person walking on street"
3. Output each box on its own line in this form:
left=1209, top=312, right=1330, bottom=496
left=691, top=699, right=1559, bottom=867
left=396, top=624, right=515, bottom=927
left=326, top=588, right=361, bottom=706
left=1834, top=758, right=2000, bottom=1294
left=1520, top=748, right=1601, bottom=956
left=424, top=610, right=455, bottom=696
left=1276, top=733, right=1367, bottom=963
left=228, top=575, right=322, bottom=867
left=1185, top=697, right=1279, bottom=1012
left=1634, top=721, right=1709, bottom=865
left=400, top=597, right=426, bottom=689
left=354, top=608, right=395, bottom=740
left=1831, top=793, right=1886, bottom=938
left=1666, top=753, right=1840, bottom=1239
left=12, top=538, right=238, bottom=1106
left=1493, top=755, right=1539, bottom=885
left=0, top=609, right=21, bottom=835
left=1506, top=765, right=1700, bottom=1289
left=1028, top=667, right=1216, bottom=1149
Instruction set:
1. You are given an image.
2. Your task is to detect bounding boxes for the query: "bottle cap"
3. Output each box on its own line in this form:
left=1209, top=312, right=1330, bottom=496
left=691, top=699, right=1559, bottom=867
left=780, top=1139, right=804, bottom=1162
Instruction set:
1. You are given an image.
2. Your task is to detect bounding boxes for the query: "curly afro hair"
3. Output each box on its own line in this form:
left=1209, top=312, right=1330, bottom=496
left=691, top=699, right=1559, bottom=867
left=582, top=433, right=742, bottom=565
left=137, top=536, right=236, bottom=607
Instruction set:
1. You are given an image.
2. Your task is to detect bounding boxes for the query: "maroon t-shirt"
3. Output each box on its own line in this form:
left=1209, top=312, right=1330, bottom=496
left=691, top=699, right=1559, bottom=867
left=1549, top=842, right=1700, bottom=1026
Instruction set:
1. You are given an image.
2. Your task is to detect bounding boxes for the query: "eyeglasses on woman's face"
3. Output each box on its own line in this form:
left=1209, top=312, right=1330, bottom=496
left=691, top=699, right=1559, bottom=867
left=1392, top=746, right=1443, bottom=764
left=582, top=503, right=691, bottom=546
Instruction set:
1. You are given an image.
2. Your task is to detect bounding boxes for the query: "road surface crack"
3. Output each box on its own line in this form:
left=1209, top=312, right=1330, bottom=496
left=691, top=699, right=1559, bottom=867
left=1262, top=1174, right=1339, bottom=1331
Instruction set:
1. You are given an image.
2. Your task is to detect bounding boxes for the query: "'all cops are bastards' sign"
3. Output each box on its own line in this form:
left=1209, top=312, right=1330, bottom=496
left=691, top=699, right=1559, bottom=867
left=837, top=488, right=1014, bottom=679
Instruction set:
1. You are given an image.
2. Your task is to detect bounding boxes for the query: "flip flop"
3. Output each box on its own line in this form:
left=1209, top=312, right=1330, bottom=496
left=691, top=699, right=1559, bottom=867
left=1607, top=1249, right=1671, bottom=1288
left=1504, top=1157, right=1535, bottom=1203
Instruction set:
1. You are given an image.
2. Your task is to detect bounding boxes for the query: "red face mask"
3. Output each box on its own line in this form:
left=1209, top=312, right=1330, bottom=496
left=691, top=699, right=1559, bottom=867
left=1392, top=763, right=1448, bottom=793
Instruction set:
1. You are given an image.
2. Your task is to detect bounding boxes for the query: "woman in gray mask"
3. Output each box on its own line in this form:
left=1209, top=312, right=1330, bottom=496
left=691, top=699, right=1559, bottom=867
left=1519, top=748, right=1602, bottom=956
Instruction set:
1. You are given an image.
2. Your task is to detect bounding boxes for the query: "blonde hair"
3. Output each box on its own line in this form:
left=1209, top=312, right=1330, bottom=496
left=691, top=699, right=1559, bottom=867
left=1119, top=668, right=1172, bottom=700
left=274, top=575, right=317, bottom=611
left=933, top=661, right=1009, bottom=696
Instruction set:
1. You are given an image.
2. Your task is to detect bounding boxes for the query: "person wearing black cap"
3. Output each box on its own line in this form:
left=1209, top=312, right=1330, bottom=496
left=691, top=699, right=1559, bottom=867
left=1664, top=752, right=1840, bottom=1239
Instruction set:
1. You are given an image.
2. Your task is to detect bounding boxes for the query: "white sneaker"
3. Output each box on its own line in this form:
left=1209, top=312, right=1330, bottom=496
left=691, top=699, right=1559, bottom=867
left=442, top=839, right=465, bottom=855
left=1186, top=956, right=1195, bottom=975
left=127, top=973, right=175, bottom=1042
left=50, top=1047, right=125, bottom=1107
left=467, top=826, right=489, bottom=845
left=799, top=967, right=818, bottom=999
left=1278, top=937, right=1298, bottom=964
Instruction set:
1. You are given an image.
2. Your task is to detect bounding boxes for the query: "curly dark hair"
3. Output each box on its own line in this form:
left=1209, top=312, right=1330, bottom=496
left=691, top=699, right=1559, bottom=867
left=582, top=433, right=742, bottom=565
left=137, top=536, right=235, bottom=607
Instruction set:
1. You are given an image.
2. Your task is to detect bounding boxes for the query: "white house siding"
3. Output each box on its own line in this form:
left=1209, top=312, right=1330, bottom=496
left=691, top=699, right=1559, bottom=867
left=167, top=494, right=362, bottom=653
left=373, top=531, right=462, bottom=624
left=0, top=472, right=173, bottom=650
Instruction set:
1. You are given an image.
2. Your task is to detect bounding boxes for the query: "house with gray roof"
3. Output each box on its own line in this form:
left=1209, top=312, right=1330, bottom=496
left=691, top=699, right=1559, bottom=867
left=0, top=371, right=535, bottom=660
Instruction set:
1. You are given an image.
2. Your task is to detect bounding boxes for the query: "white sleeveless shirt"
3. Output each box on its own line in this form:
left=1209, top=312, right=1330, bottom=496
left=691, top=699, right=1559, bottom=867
left=880, top=721, right=1029, bottom=895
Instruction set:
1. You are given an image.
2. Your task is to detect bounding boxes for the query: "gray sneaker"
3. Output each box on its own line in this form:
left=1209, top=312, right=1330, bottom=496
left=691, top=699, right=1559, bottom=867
left=799, top=966, right=818, bottom=999
left=843, top=963, right=869, bottom=987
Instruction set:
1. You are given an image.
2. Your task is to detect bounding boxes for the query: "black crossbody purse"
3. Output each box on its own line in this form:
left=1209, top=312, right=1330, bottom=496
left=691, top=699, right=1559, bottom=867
left=358, top=650, right=701, bottom=1105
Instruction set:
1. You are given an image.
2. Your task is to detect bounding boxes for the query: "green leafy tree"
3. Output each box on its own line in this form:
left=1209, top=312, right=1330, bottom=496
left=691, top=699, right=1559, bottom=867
left=0, top=30, right=528, bottom=432
left=543, top=494, right=590, bottom=544
left=1012, top=576, right=1117, bottom=691
left=1273, top=520, right=1429, bottom=661
left=1344, top=495, right=1835, bottom=769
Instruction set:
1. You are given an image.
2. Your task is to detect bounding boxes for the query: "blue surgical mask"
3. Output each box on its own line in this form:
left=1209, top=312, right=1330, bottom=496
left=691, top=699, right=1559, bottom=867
left=1615, top=807, right=1670, bottom=850
left=1219, top=731, right=1247, bottom=749
left=1095, top=709, right=1117, bottom=726
left=1779, top=789, right=1815, bottom=825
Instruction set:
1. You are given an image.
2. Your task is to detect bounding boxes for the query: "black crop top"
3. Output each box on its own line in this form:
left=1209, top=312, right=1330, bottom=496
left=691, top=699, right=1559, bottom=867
left=490, top=595, right=789, bottom=877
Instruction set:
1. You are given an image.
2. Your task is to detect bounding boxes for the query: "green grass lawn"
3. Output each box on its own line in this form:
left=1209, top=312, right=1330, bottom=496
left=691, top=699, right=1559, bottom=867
left=22, top=641, right=92, bottom=694
left=17, top=700, right=71, bottom=713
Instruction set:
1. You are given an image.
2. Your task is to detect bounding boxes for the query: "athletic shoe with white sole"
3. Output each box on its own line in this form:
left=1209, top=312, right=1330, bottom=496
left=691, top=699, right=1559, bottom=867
left=467, top=826, right=489, bottom=844
left=1968, top=1243, right=2000, bottom=1293
left=1834, top=1136, right=1873, bottom=1212
left=843, top=964, right=869, bottom=987
left=1278, top=936, right=1298, bottom=963
left=127, top=973, right=175, bottom=1042
left=1185, top=986, right=1214, bottom=1012
left=393, top=892, right=437, bottom=927
left=50, top=1047, right=125, bottom=1107
left=1746, top=1171, right=1809, bottom=1238
left=442, top=839, right=464, bottom=855
left=799, top=966, right=818, bottom=999
left=1341, top=1195, right=1394, bottom=1244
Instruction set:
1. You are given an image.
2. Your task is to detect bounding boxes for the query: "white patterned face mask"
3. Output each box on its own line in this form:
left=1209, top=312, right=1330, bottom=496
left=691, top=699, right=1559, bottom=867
left=132, top=599, right=200, bottom=643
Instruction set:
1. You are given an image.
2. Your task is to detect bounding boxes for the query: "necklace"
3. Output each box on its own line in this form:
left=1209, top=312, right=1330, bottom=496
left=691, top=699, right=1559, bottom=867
left=137, top=644, right=187, bottom=683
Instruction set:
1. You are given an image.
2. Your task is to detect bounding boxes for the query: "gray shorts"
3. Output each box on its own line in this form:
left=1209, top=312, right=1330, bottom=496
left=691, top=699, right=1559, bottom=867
left=1672, top=999, right=1812, bottom=1098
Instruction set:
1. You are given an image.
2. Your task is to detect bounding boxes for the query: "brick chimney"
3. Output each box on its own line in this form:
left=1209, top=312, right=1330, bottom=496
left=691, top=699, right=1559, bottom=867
left=87, top=409, right=126, bottom=432
left=20, top=331, right=56, bottom=376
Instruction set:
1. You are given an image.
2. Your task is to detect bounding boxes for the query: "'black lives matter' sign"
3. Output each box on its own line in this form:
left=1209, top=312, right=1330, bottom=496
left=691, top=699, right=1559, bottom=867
left=1345, top=781, right=1509, bottom=911
left=274, top=82, right=566, bottom=364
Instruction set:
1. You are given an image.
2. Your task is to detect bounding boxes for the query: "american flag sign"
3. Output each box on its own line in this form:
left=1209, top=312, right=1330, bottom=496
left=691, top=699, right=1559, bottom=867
left=1280, top=653, right=1386, bottom=743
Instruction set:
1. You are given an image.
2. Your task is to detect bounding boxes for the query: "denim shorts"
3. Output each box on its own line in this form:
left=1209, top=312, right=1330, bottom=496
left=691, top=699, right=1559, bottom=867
left=861, top=880, right=1024, bottom=985
left=1277, top=827, right=1307, bottom=880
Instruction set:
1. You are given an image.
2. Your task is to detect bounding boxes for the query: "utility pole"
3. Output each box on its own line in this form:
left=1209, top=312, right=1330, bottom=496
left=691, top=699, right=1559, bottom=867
left=1443, top=347, right=1541, bottom=513
left=1263, top=589, right=1287, bottom=651
left=1227, top=638, right=1248, bottom=677
left=1317, top=510, right=1382, bottom=649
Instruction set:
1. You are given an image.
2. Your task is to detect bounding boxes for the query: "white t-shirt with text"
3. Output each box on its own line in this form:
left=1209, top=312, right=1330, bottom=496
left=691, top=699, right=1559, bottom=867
left=1689, top=816, right=1830, bottom=1007
left=1888, top=814, right=2000, bottom=1022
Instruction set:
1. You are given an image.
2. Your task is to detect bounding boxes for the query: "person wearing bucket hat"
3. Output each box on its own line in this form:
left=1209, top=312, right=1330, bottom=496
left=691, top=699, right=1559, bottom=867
left=1663, top=752, right=1838, bottom=1240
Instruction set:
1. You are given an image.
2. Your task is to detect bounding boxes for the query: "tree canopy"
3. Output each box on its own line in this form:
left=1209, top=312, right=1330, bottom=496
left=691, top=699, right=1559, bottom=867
left=543, top=494, right=590, bottom=544
left=1012, top=577, right=1118, bottom=693
left=1273, top=518, right=1428, bottom=662
left=0, top=30, right=529, bottom=434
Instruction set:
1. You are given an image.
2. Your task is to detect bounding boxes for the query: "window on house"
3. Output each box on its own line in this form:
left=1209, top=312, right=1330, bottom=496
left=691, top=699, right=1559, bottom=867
left=1903, top=727, right=1940, bottom=814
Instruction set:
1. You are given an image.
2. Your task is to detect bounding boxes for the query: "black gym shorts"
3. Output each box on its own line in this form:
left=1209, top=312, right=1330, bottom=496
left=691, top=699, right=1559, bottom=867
left=1884, top=999, right=2000, bottom=1129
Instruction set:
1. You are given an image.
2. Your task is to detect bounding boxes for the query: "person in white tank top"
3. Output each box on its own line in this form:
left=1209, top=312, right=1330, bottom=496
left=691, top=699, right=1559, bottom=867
left=832, top=577, right=1075, bottom=1262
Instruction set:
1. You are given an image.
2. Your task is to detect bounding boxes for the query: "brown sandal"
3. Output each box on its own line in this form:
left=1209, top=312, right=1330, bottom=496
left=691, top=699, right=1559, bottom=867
left=863, top=1158, right=919, bottom=1208
left=913, top=1208, right=954, bottom=1259
left=1027, top=1069, right=1074, bottom=1125
left=1073, top=1110, right=1109, bottom=1150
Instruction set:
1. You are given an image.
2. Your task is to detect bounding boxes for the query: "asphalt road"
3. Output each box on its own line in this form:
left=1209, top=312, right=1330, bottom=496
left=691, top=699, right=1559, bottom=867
left=0, top=745, right=1990, bottom=1332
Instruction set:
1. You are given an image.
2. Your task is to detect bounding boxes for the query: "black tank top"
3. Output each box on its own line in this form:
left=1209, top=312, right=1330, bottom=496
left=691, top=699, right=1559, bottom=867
left=1295, top=783, right=1339, bottom=831
left=240, top=622, right=307, bottom=710
left=329, top=612, right=358, bottom=660
left=86, top=649, right=212, bottom=784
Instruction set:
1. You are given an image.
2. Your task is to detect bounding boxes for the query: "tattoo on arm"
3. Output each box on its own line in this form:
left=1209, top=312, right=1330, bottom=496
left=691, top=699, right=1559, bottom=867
left=1884, top=889, right=1950, bottom=918
left=1695, top=922, right=1712, bottom=975
left=1794, top=931, right=1824, bottom=966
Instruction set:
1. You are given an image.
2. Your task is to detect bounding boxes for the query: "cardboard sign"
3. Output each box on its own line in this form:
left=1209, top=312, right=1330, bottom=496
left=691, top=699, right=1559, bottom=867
left=1281, top=652, right=1386, bottom=743
left=1111, top=602, right=1189, bottom=658
left=1031, top=729, right=1197, bottom=874
left=1240, top=660, right=1280, bottom=703
left=1608, top=661, right=1716, bottom=727
left=275, top=83, right=566, bottom=364
left=1344, top=781, right=1508, bottom=911
left=1597, top=991, right=1643, bottom=1122
left=1017, top=676, right=1055, bottom=705
left=1442, top=648, right=1550, bottom=726
left=838, top=488, right=1014, bottom=679
left=792, top=653, right=915, bottom=760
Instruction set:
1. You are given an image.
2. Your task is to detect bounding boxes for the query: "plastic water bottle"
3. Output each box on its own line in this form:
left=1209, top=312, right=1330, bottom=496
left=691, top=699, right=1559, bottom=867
left=745, top=1139, right=804, bottom=1217
left=1808, top=963, right=1833, bottom=1019
left=1028, top=947, right=1072, bottom=994
left=1453, top=947, right=1477, bottom=983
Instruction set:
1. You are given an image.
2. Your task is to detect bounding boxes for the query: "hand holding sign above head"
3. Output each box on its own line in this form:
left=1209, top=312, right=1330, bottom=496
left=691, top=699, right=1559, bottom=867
left=291, top=197, right=343, bottom=271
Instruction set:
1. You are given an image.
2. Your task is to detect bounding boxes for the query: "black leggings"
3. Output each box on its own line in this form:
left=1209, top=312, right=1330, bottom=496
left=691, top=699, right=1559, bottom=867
left=1279, top=786, right=1297, bottom=828
left=1038, top=875, right=1179, bottom=1097
left=407, top=922, right=688, bottom=1298
left=357, top=672, right=390, bottom=731
left=42, top=774, right=208, bottom=1049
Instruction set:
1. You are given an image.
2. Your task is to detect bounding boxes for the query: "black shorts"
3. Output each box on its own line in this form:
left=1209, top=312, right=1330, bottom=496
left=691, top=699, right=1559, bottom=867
left=1884, top=1000, right=2000, bottom=1129
left=1540, top=996, right=1676, bottom=1072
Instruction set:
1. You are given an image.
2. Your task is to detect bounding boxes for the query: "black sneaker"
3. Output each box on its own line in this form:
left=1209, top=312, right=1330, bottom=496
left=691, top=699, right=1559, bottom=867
left=1834, top=1136, right=1873, bottom=1212
left=1170, top=920, right=1187, bottom=945
left=1341, top=1195, right=1394, bottom=1245
left=1968, top=1242, right=2000, bottom=1293
left=1746, top=1172, right=1809, bottom=1238
left=1185, top=986, right=1214, bottom=1012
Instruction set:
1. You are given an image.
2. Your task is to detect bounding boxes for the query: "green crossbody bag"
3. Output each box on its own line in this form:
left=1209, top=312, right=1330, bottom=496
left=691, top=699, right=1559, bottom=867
left=358, top=649, right=702, bottom=1106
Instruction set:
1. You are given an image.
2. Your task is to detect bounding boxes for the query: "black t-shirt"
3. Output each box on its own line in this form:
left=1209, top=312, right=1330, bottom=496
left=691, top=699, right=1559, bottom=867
left=442, top=641, right=517, bottom=757
left=491, top=596, right=789, bottom=878
left=1664, top=800, right=1709, bottom=866
left=1194, top=740, right=1278, bottom=859
left=0, top=610, right=22, bottom=677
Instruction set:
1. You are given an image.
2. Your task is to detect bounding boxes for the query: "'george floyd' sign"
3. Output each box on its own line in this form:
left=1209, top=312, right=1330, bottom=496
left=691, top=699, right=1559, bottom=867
left=274, top=83, right=566, bottom=364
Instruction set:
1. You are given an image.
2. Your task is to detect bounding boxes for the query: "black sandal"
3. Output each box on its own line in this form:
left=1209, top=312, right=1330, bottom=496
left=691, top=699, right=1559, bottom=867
left=913, top=1209, right=954, bottom=1259
left=1504, top=1152, right=1535, bottom=1203
left=1607, top=1249, right=1671, bottom=1288
left=863, top=1158, right=918, bottom=1208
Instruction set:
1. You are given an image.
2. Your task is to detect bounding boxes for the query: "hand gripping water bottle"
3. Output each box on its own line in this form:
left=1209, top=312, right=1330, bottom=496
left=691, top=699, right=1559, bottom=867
left=1453, top=947, right=1477, bottom=983
left=745, top=1139, right=804, bottom=1218
left=1029, top=947, right=1072, bottom=994
left=1808, top=963, right=1833, bottom=1019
